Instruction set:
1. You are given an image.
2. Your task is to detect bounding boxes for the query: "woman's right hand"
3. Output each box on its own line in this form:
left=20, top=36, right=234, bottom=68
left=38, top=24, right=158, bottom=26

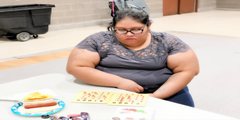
left=117, top=79, right=144, bottom=93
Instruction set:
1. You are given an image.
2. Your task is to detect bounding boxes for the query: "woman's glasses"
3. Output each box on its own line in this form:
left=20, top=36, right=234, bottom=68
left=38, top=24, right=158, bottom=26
left=114, top=24, right=146, bottom=34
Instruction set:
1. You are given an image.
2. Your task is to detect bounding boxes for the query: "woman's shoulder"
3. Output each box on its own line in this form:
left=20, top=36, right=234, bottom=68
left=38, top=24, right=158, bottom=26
left=88, top=31, right=115, bottom=42
left=151, top=31, right=183, bottom=43
left=150, top=31, right=172, bottom=40
left=76, top=31, right=115, bottom=54
left=151, top=31, right=191, bottom=55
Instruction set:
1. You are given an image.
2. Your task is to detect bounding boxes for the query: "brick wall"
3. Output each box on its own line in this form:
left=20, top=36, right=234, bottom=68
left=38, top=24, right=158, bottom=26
left=1, top=0, right=239, bottom=31
left=198, top=0, right=217, bottom=12
left=217, top=0, right=240, bottom=10
left=5, top=0, right=236, bottom=31
left=146, top=0, right=163, bottom=18
left=0, top=0, right=163, bottom=30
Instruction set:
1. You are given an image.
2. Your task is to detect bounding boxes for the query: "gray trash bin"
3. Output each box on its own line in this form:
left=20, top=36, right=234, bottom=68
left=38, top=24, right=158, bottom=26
left=0, top=4, right=55, bottom=41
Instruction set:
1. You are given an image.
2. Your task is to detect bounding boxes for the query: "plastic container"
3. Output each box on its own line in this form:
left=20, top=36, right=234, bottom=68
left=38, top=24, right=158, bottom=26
left=0, top=4, right=55, bottom=41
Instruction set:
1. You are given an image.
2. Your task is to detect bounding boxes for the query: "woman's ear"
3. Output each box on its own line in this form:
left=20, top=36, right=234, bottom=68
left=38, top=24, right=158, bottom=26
left=147, top=20, right=153, bottom=30
left=149, top=20, right=153, bottom=26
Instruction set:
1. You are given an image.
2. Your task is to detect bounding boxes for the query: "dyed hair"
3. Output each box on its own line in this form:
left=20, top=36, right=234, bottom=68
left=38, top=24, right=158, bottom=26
left=107, top=8, right=150, bottom=31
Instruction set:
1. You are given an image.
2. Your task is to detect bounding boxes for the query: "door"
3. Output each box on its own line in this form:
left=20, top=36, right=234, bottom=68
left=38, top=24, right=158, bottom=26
left=163, top=0, right=198, bottom=16
left=163, top=0, right=179, bottom=16
left=179, top=0, right=196, bottom=14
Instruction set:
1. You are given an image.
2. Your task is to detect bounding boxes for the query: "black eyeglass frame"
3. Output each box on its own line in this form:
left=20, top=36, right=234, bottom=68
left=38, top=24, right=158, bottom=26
left=114, top=24, right=147, bottom=34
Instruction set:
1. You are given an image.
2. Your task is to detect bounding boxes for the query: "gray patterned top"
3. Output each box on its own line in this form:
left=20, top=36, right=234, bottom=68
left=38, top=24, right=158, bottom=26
left=76, top=31, right=191, bottom=93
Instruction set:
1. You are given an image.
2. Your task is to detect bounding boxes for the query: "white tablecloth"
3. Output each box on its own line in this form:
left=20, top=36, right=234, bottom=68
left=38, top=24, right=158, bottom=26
left=0, top=73, right=238, bottom=120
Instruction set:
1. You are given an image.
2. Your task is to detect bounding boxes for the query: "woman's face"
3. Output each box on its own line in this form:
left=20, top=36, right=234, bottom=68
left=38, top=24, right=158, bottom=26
left=114, top=17, right=150, bottom=49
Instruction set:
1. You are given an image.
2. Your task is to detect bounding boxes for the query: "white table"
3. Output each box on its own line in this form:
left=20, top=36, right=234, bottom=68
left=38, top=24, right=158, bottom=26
left=0, top=73, right=238, bottom=120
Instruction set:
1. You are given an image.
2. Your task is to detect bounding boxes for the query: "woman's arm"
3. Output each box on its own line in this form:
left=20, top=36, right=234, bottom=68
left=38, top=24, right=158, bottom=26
left=150, top=49, right=199, bottom=99
left=66, top=47, right=144, bottom=93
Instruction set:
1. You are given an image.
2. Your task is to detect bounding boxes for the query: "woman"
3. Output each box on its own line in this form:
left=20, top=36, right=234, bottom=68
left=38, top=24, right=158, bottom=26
left=66, top=8, right=199, bottom=107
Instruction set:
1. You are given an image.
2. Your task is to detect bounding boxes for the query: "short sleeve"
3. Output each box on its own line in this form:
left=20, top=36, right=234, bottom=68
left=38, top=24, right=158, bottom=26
left=162, top=32, right=191, bottom=55
left=75, top=32, right=112, bottom=59
left=76, top=33, right=99, bottom=52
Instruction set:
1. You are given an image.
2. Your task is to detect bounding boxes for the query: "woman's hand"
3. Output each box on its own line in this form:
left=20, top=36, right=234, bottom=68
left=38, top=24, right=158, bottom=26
left=117, top=79, right=144, bottom=93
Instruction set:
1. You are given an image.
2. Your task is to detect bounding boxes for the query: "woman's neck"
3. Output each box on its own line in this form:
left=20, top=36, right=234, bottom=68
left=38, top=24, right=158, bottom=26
left=126, top=32, right=152, bottom=51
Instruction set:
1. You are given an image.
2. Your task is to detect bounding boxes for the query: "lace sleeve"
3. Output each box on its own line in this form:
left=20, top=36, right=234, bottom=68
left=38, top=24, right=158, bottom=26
left=76, top=33, right=100, bottom=52
left=162, top=32, right=191, bottom=55
left=75, top=32, right=111, bottom=59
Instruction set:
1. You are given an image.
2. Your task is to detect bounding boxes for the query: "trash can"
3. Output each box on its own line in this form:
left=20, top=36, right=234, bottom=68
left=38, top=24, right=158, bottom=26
left=0, top=4, right=55, bottom=41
